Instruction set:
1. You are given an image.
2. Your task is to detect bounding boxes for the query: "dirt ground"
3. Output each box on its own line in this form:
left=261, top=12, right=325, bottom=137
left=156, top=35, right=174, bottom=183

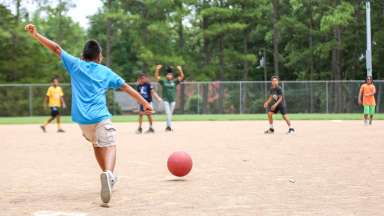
left=1, top=120, right=384, bottom=216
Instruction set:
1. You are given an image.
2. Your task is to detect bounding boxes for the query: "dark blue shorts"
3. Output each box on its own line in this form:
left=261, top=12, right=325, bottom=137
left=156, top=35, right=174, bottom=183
left=50, top=107, right=60, bottom=117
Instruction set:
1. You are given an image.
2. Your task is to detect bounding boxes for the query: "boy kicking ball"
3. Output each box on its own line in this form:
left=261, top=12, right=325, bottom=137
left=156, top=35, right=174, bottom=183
left=358, top=76, right=376, bottom=125
left=136, top=73, right=162, bottom=134
left=263, top=76, right=295, bottom=134
left=25, top=24, right=152, bottom=204
left=40, top=77, right=66, bottom=133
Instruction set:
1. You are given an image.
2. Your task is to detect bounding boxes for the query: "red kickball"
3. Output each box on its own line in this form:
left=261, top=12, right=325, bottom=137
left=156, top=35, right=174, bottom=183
left=167, top=151, right=193, bottom=177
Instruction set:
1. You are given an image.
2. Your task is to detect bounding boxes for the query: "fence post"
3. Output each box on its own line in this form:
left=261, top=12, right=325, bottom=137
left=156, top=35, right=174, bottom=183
left=281, top=81, right=285, bottom=93
left=326, top=81, right=329, bottom=113
left=239, top=81, right=243, bottom=114
left=29, top=85, right=33, bottom=117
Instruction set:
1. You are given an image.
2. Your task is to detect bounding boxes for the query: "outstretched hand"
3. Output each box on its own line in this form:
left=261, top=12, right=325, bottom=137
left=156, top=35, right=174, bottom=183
left=156, top=64, right=163, bottom=71
left=143, top=102, right=154, bottom=115
left=25, top=24, right=37, bottom=36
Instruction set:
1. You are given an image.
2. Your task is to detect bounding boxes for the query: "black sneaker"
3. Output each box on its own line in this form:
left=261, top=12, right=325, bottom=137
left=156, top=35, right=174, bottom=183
left=165, top=126, right=173, bottom=132
left=264, top=128, right=274, bottom=134
left=145, top=127, right=155, bottom=133
left=287, top=128, right=295, bottom=134
left=136, top=127, right=143, bottom=134
left=40, top=125, right=46, bottom=133
left=57, top=129, right=65, bottom=133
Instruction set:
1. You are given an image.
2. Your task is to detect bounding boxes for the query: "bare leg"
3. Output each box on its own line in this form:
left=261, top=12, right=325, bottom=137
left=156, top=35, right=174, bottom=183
left=43, top=117, right=55, bottom=127
left=93, top=146, right=116, bottom=172
left=56, top=114, right=62, bottom=130
left=147, top=114, right=153, bottom=127
left=282, top=114, right=292, bottom=128
left=369, top=115, right=373, bottom=124
left=138, top=114, right=143, bottom=128
left=268, top=112, right=273, bottom=127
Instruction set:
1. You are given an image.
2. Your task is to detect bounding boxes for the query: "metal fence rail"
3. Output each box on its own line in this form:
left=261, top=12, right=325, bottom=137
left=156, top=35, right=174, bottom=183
left=0, top=81, right=382, bottom=116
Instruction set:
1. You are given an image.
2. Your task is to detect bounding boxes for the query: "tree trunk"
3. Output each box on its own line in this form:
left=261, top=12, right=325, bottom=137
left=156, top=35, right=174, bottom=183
left=218, top=37, right=225, bottom=113
left=15, top=0, right=21, bottom=23
left=177, top=1, right=185, bottom=113
left=308, top=1, right=314, bottom=112
left=331, top=6, right=344, bottom=112
left=243, top=31, right=250, bottom=80
left=271, top=0, right=280, bottom=75
left=106, top=0, right=113, bottom=67
left=201, top=9, right=210, bottom=113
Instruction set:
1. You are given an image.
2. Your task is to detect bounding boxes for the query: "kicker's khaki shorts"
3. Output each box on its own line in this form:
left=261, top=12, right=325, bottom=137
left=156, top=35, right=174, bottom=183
left=79, top=119, right=117, bottom=147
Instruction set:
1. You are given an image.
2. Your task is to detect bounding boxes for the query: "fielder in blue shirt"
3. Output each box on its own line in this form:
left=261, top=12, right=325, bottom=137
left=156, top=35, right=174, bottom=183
left=25, top=23, right=152, bottom=204
left=136, top=73, right=162, bottom=134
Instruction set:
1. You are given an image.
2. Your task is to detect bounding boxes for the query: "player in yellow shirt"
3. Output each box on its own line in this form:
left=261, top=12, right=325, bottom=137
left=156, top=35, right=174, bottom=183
left=358, top=76, right=376, bottom=125
left=40, top=77, right=66, bottom=132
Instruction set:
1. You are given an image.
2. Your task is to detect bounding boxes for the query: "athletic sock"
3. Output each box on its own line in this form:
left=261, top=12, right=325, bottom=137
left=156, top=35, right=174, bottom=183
left=269, top=124, right=273, bottom=129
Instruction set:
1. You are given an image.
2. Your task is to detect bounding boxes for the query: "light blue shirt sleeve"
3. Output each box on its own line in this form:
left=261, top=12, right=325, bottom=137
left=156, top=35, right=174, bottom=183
left=108, top=70, right=125, bottom=89
left=61, top=50, right=81, bottom=76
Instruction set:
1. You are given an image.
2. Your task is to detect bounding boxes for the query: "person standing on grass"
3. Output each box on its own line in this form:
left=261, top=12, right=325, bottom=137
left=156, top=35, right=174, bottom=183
left=40, top=77, right=66, bottom=133
left=263, top=76, right=295, bottom=134
left=155, top=65, right=184, bottom=131
left=136, top=73, right=162, bottom=134
left=359, top=76, right=376, bottom=125
left=25, top=23, right=152, bottom=204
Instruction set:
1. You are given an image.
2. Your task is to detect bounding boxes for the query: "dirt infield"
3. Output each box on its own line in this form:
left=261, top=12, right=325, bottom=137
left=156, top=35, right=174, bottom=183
left=1, top=120, right=384, bottom=216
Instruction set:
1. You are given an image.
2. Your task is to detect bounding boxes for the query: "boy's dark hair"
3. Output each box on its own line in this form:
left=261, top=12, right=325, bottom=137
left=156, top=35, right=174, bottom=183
left=271, top=75, right=279, bottom=81
left=82, top=40, right=102, bottom=61
left=51, top=76, right=59, bottom=82
left=138, top=73, right=147, bottom=78
left=166, top=66, right=174, bottom=74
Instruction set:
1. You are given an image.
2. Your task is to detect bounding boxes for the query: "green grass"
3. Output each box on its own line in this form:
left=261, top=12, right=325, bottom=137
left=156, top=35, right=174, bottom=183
left=0, top=114, right=383, bottom=124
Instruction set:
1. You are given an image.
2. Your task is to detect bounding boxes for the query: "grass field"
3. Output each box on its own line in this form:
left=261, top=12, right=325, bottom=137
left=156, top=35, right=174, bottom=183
left=0, top=113, right=383, bottom=124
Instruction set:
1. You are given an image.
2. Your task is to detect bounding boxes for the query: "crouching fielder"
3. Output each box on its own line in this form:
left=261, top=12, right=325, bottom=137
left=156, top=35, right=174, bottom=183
left=263, top=76, right=295, bottom=134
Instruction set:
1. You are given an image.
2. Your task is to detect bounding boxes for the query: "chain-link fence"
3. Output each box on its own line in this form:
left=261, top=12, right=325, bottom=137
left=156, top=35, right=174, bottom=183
left=0, top=81, right=382, bottom=117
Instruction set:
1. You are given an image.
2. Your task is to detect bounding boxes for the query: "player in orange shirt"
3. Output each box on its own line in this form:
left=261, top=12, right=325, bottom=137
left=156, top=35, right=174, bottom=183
left=358, top=76, right=376, bottom=125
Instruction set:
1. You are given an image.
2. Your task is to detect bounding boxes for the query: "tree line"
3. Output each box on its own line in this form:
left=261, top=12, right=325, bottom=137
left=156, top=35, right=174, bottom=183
left=1, top=0, right=384, bottom=83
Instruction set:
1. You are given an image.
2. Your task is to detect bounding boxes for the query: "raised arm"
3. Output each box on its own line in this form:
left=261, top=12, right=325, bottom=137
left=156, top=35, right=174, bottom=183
left=121, top=83, right=153, bottom=113
left=176, top=65, right=185, bottom=81
left=25, top=24, right=61, bottom=57
left=155, top=65, right=163, bottom=81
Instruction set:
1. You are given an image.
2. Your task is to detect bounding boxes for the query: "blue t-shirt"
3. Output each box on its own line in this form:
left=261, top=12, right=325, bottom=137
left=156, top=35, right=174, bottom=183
left=61, top=50, right=125, bottom=124
left=137, top=83, right=153, bottom=102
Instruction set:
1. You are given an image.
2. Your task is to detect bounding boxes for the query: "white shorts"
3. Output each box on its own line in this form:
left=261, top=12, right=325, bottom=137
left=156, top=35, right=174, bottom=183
left=79, top=119, right=117, bottom=147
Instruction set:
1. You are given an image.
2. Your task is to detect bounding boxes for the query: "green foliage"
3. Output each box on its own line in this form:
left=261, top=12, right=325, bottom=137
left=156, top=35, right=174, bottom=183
left=0, top=0, right=383, bottom=83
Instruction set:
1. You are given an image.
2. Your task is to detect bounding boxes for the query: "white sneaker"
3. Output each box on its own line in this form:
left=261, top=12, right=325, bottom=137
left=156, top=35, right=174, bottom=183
left=107, top=170, right=118, bottom=189
left=100, top=172, right=112, bottom=203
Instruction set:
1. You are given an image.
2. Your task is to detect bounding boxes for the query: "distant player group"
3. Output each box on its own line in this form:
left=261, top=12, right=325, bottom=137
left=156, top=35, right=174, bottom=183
left=25, top=23, right=377, bottom=205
